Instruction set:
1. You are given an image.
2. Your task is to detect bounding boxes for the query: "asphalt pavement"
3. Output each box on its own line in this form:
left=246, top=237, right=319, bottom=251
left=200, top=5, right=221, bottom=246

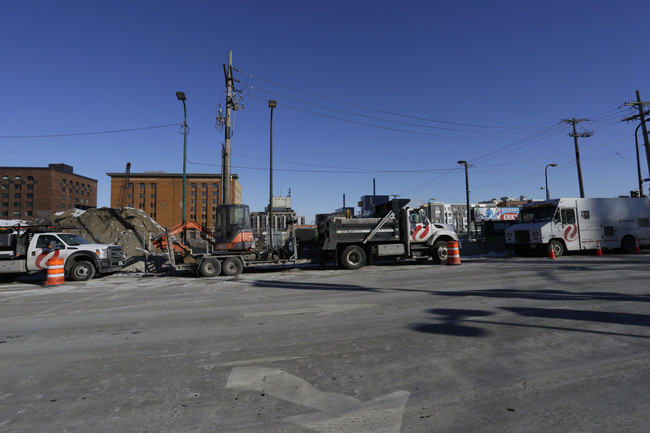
left=1, top=253, right=649, bottom=432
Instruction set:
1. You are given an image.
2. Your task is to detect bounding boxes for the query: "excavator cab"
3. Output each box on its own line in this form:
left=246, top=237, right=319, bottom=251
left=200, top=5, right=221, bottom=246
left=213, top=204, right=255, bottom=251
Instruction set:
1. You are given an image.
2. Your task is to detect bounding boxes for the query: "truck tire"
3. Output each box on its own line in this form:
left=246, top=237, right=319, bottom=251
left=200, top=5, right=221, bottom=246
left=221, top=257, right=243, bottom=276
left=69, top=260, right=96, bottom=281
left=621, top=235, right=636, bottom=253
left=198, top=258, right=221, bottom=277
left=431, top=241, right=449, bottom=264
left=340, top=245, right=366, bottom=270
left=549, top=240, right=564, bottom=258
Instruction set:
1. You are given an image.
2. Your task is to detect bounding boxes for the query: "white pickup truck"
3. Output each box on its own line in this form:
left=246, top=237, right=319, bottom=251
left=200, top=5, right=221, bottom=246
left=0, top=226, right=126, bottom=282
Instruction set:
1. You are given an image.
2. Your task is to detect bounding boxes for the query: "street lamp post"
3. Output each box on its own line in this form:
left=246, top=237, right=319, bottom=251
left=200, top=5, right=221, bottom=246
left=544, top=163, right=557, bottom=201
left=635, top=122, right=646, bottom=196
left=176, top=91, right=188, bottom=223
left=268, top=100, right=277, bottom=250
left=457, top=161, right=471, bottom=237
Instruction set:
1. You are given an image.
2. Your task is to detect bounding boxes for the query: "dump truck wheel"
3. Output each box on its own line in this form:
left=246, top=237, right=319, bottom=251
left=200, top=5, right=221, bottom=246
left=198, top=258, right=221, bottom=277
left=221, top=257, right=243, bottom=276
left=69, top=260, right=96, bottom=281
left=340, top=245, right=366, bottom=270
left=431, top=241, right=449, bottom=264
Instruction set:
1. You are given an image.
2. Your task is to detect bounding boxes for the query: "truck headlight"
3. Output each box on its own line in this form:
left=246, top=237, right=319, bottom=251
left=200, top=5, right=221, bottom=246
left=95, top=249, right=107, bottom=259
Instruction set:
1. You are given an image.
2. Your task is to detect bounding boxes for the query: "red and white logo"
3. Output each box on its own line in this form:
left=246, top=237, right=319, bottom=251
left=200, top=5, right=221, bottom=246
left=35, top=249, right=60, bottom=269
left=412, top=224, right=431, bottom=241
left=563, top=224, right=578, bottom=242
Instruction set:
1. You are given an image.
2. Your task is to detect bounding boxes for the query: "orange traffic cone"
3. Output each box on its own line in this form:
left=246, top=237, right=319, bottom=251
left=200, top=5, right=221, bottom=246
left=44, top=257, right=65, bottom=286
left=446, top=240, right=461, bottom=265
left=596, top=241, right=603, bottom=256
left=635, top=239, right=641, bottom=253
left=548, top=246, right=556, bottom=260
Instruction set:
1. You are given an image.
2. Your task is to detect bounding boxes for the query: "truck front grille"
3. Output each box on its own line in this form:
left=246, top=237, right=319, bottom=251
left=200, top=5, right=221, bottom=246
left=514, top=230, right=530, bottom=243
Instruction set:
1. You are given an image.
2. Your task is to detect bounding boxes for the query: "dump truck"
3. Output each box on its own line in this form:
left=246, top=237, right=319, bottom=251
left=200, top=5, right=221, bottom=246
left=0, top=225, right=126, bottom=282
left=316, top=198, right=459, bottom=269
left=505, top=197, right=650, bottom=256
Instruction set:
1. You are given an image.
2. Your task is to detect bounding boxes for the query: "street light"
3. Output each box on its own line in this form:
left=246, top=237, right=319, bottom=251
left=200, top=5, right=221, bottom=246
left=544, top=163, right=557, bottom=201
left=457, top=161, right=471, bottom=236
left=176, top=91, right=188, bottom=223
left=268, top=100, right=277, bottom=250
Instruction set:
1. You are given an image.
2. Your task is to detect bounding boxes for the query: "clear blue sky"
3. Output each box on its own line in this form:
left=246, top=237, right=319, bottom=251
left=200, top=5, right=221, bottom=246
left=3, top=0, right=650, bottom=223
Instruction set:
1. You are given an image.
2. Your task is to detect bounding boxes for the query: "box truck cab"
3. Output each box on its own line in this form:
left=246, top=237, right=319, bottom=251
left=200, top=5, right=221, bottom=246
left=505, top=198, right=650, bottom=256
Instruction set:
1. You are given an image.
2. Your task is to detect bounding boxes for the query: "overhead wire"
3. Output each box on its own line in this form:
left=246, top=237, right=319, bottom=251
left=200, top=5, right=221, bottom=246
left=0, top=123, right=180, bottom=139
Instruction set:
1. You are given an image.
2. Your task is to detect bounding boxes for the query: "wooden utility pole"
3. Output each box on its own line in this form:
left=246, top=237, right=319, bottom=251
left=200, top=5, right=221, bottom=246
left=222, top=51, right=233, bottom=205
left=634, top=90, right=650, bottom=175
left=562, top=118, right=592, bottom=198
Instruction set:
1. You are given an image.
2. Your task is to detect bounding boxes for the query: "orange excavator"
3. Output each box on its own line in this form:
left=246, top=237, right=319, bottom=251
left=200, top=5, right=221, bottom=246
left=152, top=204, right=255, bottom=260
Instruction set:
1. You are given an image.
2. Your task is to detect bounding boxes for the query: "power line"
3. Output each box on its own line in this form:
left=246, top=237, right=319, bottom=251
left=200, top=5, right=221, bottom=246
left=0, top=123, right=180, bottom=139
left=234, top=68, right=550, bottom=130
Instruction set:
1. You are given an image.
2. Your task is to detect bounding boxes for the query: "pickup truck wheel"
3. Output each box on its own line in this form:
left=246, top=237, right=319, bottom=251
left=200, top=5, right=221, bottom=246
left=198, top=258, right=221, bottom=277
left=340, top=245, right=366, bottom=270
left=221, top=257, right=243, bottom=276
left=431, top=241, right=449, bottom=264
left=69, top=260, right=96, bottom=281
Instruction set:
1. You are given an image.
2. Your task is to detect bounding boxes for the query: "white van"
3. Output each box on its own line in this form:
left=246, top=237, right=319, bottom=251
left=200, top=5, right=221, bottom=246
left=505, top=198, right=650, bottom=256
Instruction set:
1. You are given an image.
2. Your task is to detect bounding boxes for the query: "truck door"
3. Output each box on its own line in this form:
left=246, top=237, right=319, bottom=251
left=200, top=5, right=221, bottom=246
left=27, top=234, right=67, bottom=270
left=553, top=207, right=579, bottom=251
left=410, top=209, right=433, bottom=243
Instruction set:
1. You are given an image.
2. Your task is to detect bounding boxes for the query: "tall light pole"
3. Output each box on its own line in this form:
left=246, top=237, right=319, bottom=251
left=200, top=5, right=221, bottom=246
left=457, top=161, right=471, bottom=236
left=268, top=100, right=277, bottom=250
left=544, top=163, right=557, bottom=201
left=634, top=122, right=645, bottom=196
left=176, top=91, right=188, bottom=223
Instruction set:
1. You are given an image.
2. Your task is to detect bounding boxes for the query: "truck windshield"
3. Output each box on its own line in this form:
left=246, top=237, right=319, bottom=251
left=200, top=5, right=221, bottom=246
left=518, top=205, right=557, bottom=223
left=58, top=234, right=91, bottom=246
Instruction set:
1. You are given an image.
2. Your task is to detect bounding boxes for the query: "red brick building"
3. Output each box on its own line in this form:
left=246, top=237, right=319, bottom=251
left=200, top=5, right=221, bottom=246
left=106, top=171, right=242, bottom=228
left=0, top=163, right=97, bottom=220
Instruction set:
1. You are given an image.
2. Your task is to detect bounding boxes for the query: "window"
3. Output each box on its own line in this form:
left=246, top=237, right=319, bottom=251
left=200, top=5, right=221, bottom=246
left=27, top=176, right=34, bottom=181
left=14, top=202, right=20, bottom=207
left=12, top=211, right=20, bottom=217
left=2, top=175, right=9, bottom=180
left=26, top=184, right=33, bottom=190
left=150, top=193, right=156, bottom=198
left=581, top=211, right=590, bottom=220
left=1, top=185, right=7, bottom=190
left=62, top=187, right=66, bottom=192
left=1, top=211, right=7, bottom=217
left=560, top=208, right=576, bottom=225
left=190, top=191, right=196, bottom=196
left=139, top=183, right=145, bottom=189
left=61, top=195, right=66, bottom=201
left=150, top=183, right=156, bottom=189
left=1, top=193, right=7, bottom=199
left=1, top=203, right=8, bottom=208
left=26, top=193, right=32, bottom=199
left=201, top=191, right=207, bottom=196
left=26, top=202, right=32, bottom=208
left=14, top=175, right=22, bottom=180
left=14, top=193, right=20, bottom=198
left=25, top=211, right=33, bottom=217
left=14, top=184, right=21, bottom=190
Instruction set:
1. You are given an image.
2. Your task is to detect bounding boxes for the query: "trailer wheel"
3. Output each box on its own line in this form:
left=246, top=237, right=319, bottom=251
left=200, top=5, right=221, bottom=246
left=549, top=240, right=564, bottom=257
left=221, top=257, right=243, bottom=276
left=198, top=258, right=221, bottom=277
left=621, top=236, right=636, bottom=253
left=69, top=260, right=96, bottom=281
left=340, top=245, right=366, bottom=270
left=431, top=241, right=449, bottom=264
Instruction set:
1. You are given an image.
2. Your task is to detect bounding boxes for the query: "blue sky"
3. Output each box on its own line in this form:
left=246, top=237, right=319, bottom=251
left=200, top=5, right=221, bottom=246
left=2, top=1, right=650, bottom=223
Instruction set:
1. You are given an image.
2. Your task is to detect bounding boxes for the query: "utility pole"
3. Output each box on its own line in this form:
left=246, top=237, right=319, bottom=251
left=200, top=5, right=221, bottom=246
left=222, top=51, right=233, bottom=205
left=623, top=90, right=650, bottom=177
left=457, top=160, right=472, bottom=237
left=562, top=118, right=592, bottom=198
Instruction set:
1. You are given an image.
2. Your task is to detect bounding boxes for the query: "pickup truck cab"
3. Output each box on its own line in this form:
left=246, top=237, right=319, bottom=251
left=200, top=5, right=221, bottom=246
left=0, top=227, right=126, bottom=282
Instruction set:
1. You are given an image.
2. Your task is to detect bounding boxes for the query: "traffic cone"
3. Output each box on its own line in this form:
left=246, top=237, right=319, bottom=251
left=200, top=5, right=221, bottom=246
left=635, top=239, right=641, bottom=253
left=548, top=246, right=556, bottom=260
left=596, top=241, right=603, bottom=256
left=446, top=240, right=461, bottom=265
left=44, top=257, right=65, bottom=286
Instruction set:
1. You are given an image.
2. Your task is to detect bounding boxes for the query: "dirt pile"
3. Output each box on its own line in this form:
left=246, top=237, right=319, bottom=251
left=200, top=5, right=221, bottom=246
left=47, top=207, right=167, bottom=271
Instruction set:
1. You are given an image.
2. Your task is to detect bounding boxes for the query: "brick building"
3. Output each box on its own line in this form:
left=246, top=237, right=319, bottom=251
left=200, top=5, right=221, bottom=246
left=106, top=171, right=242, bottom=228
left=1, top=163, right=97, bottom=220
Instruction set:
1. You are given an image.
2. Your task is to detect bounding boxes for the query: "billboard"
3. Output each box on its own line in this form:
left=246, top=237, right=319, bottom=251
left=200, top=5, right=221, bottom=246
left=474, top=207, right=520, bottom=221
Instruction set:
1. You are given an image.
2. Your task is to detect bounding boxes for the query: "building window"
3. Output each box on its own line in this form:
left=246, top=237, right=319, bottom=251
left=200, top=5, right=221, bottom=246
left=25, top=211, right=33, bottom=217
left=190, top=183, right=196, bottom=189
left=1, top=193, right=7, bottom=199
left=1, top=211, right=7, bottom=217
left=26, top=202, right=32, bottom=208
left=1, top=185, right=7, bottom=190
left=14, top=175, right=22, bottom=180
left=27, top=176, right=34, bottom=181
left=2, top=175, right=9, bottom=180
left=61, top=204, right=65, bottom=209
left=26, top=193, right=32, bottom=199
left=1, top=203, right=8, bottom=208
left=12, top=211, right=20, bottom=217
left=139, top=183, right=145, bottom=189
left=14, top=202, right=20, bottom=207
left=150, top=193, right=156, bottom=198
left=201, top=191, right=207, bottom=196
left=190, top=191, right=196, bottom=196
left=14, top=184, right=21, bottom=190
left=14, top=193, right=20, bottom=199
left=150, top=183, right=156, bottom=189
left=62, top=187, right=66, bottom=192
left=26, top=184, right=33, bottom=190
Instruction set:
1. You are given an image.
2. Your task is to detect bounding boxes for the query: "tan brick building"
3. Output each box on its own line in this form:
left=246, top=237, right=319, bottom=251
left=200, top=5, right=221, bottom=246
left=106, top=171, right=242, bottom=228
left=1, top=163, right=97, bottom=220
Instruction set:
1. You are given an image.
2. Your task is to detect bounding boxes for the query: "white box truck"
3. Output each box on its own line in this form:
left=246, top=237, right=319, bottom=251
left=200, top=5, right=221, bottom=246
left=505, top=198, right=650, bottom=256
